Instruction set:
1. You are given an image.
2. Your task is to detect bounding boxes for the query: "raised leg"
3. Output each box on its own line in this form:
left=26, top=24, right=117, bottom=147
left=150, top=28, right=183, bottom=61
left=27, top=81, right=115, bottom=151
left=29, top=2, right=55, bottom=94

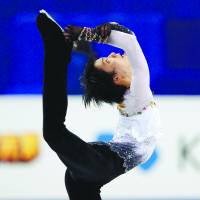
left=37, top=11, right=112, bottom=181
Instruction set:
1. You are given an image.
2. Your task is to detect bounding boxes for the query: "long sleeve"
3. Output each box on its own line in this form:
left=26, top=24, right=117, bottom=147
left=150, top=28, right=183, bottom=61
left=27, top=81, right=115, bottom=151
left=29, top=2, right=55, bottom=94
left=77, top=23, right=149, bottom=78
left=107, top=30, right=149, bottom=80
left=77, top=23, right=153, bottom=114
left=107, top=29, right=153, bottom=114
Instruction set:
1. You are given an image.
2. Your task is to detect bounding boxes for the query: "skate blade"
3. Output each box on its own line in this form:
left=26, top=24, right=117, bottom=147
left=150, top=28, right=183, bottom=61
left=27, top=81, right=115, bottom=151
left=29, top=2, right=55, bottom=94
left=39, top=9, right=63, bottom=32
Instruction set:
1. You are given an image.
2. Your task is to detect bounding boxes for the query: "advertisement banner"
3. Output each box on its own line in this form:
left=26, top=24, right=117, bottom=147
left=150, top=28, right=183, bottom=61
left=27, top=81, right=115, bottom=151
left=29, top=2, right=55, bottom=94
left=0, top=95, right=200, bottom=199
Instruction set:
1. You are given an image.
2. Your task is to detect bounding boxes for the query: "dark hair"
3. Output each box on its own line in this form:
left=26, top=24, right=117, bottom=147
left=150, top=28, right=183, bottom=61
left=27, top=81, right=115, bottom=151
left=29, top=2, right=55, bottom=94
left=80, top=57, right=127, bottom=107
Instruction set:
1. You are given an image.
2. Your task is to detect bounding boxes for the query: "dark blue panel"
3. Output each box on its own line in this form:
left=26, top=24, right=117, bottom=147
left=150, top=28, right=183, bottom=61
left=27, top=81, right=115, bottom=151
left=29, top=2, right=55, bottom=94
left=1, top=0, right=200, bottom=95
left=167, top=19, right=200, bottom=69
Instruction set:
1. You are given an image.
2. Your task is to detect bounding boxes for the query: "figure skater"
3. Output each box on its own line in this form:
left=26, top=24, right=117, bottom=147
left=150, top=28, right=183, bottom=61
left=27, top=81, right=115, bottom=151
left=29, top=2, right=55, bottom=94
left=37, top=10, right=161, bottom=200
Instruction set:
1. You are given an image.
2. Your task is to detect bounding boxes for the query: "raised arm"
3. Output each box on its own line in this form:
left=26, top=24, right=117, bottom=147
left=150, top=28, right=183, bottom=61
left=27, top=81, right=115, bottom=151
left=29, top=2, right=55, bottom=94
left=65, top=23, right=149, bottom=74
left=106, top=29, right=149, bottom=75
left=64, top=23, right=153, bottom=114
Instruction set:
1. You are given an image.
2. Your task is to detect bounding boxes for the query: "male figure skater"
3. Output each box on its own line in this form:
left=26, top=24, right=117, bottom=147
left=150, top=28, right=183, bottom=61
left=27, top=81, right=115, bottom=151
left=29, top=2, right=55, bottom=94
left=37, top=10, right=161, bottom=200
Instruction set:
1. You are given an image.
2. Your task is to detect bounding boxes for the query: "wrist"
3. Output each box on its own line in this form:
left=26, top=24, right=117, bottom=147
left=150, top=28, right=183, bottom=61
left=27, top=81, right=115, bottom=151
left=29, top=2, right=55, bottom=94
left=78, top=27, right=108, bottom=43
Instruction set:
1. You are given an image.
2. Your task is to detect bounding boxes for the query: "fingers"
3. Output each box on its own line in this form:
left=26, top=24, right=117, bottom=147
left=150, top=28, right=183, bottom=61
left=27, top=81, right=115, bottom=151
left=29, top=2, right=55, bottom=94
left=104, top=24, right=111, bottom=39
left=101, top=25, right=106, bottom=39
left=64, top=25, right=72, bottom=34
left=63, top=32, right=71, bottom=39
left=63, top=27, right=73, bottom=42
left=101, top=24, right=107, bottom=39
left=64, top=25, right=76, bottom=41
left=98, top=23, right=111, bottom=39
left=64, top=25, right=82, bottom=41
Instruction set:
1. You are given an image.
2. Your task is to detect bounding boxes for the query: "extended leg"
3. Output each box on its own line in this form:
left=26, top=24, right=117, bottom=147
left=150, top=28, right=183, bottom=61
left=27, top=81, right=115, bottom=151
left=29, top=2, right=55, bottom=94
left=37, top=11, right=112, bottom=181
left=65, top=169, right=102, bottom=200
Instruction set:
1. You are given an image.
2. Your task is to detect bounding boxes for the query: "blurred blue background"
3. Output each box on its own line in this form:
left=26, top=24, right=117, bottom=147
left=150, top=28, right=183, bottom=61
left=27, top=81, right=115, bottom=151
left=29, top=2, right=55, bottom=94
left=1, top=0, right=200, bottom=95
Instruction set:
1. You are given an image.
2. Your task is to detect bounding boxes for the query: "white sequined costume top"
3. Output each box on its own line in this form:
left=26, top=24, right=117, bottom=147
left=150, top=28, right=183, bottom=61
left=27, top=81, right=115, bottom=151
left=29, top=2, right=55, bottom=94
left=106, top=28, right=162, bottom=171
left=78, top=24, right=162, bottom=172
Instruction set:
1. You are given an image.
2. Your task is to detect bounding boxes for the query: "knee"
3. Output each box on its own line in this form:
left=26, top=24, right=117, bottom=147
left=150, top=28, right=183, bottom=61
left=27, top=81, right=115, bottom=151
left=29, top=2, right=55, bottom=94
left=42, top=128, right=52, bottom=143
left=65, top=170, right=78, bottom=195
left=65, top=170, right=102, bottom=200
left=42, top=127, right=58, bottom=150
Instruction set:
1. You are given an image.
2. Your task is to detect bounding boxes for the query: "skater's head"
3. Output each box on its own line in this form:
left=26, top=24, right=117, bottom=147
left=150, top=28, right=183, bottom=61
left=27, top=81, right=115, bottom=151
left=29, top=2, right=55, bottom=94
left=81, top=52, right=131, bottom=106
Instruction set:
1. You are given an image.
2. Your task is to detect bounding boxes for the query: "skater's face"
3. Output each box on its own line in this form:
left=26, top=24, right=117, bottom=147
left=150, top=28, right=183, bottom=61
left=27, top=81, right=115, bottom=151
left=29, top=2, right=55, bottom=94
left=94, top=52, right=132, bottom=86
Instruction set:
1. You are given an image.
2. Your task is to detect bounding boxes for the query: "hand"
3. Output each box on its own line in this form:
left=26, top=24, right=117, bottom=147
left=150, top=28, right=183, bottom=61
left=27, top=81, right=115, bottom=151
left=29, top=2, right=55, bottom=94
left=95, top=23, right=112, bottom=40
left=64, top=25, right=83, bottom=41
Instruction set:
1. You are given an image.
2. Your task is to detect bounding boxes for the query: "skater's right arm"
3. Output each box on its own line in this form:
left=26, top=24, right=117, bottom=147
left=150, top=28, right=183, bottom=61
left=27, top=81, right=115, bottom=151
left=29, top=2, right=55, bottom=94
left=65, top=23, right=149, bottom=76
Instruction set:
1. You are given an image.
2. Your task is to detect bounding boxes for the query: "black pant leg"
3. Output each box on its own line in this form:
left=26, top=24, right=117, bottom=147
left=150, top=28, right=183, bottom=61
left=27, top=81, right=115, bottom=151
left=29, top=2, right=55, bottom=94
left=65, top=143, right=126, bottom=200
left=65, top=170, right=102, bottom=200
left=37, top=12, right=114, bottom=181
